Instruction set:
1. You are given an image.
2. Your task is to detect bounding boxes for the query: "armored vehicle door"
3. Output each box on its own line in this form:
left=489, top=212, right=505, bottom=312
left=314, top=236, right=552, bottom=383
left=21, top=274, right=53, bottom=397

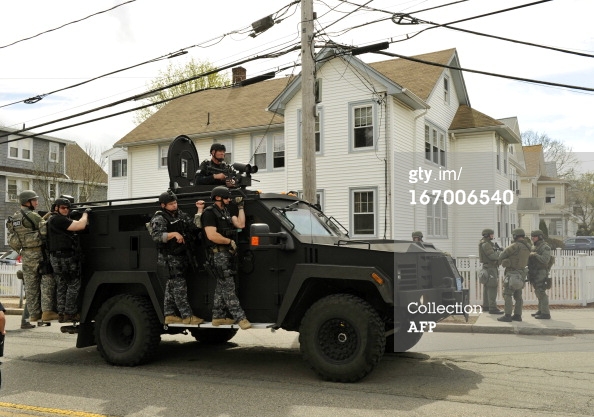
left=167, top=135, right=200, bottom=191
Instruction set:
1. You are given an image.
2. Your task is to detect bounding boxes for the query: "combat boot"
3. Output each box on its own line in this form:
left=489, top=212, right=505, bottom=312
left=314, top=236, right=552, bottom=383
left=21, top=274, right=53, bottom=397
left=182, top=315, right=204, bottom=325
left=238, top=318, right=252, bottom=330
left=29, top=314, right=41, bottom=322
left=212, top=318, right=235, bottom=326
left=20, top=322, right=36, bottom=329
left=42, top=311, right=60, bottom=321
left=530, top=311, right=541, bottom=317
left=58, top=313, right=65, bottom=323
left=64, top=313, right=80, bottom=322
left=534, top=313, right=551, bottom=319
left=497, top=315, right=512, bottom=322
left=164, top=315, right=183, bottom=324
left=511, top=314, right=522, bottom=322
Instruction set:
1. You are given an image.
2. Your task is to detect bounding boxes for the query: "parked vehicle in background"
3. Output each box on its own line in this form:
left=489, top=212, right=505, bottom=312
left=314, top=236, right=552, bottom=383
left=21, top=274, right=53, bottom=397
left=563, top=237, right=594, bottom=252
left=0, top=250, right=21, bottom=264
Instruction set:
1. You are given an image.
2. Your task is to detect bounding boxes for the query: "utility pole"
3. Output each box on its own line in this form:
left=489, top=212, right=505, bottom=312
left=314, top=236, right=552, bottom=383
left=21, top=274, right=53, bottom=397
left=301, top=0, right=316, bottom=204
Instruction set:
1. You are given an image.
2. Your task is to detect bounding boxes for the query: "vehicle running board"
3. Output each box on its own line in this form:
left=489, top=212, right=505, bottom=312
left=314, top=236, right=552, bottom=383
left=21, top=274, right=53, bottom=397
left=165, top=322, right=276, bottom=329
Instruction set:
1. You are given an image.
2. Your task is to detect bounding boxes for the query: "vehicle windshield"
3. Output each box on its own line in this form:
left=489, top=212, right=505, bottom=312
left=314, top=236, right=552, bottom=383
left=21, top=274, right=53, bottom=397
left=267, top=200, right=347, bottom=238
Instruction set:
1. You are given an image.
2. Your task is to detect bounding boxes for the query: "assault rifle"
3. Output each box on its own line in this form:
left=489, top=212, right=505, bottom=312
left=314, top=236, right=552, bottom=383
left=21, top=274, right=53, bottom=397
left=197, top=162, right=258, bottom=188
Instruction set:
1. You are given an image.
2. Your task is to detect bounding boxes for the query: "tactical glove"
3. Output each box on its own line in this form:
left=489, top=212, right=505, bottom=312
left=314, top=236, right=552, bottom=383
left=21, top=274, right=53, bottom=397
left=234, top=197, right=244, bottom=209
left=84, top=208, right=92, bottom=214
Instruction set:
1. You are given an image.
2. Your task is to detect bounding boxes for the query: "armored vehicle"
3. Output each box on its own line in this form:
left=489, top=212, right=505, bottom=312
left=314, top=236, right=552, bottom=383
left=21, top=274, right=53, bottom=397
left=69, top=135, right=468, bottom=382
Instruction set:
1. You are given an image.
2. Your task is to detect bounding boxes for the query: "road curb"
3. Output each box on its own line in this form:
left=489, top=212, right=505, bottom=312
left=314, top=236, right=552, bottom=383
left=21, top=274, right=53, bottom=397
left=435, top=322, right=594, bottom=336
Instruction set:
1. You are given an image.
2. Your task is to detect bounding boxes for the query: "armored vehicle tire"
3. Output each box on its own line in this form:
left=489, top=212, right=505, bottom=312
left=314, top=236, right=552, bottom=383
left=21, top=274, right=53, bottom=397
left=385, top=327, right=423, bottom=353
left=299, top=294, right=385, bottom=382
left=189, top=328, right=238, bottom=344
left=95, top=294, right=161, bottom=366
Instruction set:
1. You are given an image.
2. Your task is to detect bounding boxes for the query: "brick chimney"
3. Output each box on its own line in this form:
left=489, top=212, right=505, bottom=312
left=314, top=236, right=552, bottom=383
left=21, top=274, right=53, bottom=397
left=232, top=67, right=246, bottom=84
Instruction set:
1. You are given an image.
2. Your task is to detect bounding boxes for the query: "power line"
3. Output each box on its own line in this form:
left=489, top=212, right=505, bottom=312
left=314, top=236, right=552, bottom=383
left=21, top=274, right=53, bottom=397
left=0, top=1, right=137, bottom=50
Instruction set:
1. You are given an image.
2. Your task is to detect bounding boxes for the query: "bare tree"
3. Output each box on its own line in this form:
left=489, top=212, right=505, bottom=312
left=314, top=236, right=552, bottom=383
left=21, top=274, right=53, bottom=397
left=133, top=58, right=230, bottom=124
left=522, top=130, right=580, bottom=178
left=566, top=172, right=594, bottom=235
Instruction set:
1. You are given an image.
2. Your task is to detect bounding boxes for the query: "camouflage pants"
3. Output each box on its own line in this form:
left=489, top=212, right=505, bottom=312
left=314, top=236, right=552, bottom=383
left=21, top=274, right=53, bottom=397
left=50, top=254, right=81, bottom=316
left=530, top=270, right=550, bottom=315
left=163, top=255, right=192, bottom=318
left=211, top=251, right=245, bottom=321
left=502, top=278, right=523, bottom=316
left=21, top=249, right=42, bottom=320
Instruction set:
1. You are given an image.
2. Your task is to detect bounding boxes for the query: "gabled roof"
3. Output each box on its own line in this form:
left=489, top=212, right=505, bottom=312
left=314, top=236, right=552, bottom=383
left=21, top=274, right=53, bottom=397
left=450, top=105, right=522, bottom=144
left=115, top=77, right=292, bottom=147
left=65, top=143, right=108, bottom=184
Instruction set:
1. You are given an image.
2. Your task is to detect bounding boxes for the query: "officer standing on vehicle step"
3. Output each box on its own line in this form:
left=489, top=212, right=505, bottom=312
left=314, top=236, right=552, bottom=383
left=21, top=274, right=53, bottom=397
left=10, top=190, right=59, bottom=323
left=528, top=230, right=552, bottom=319
left=47, top=197, right=89, bottom=322
left=149, top=191, right=204, bottom=325
left=497, top=228, right=531, bottom=322
left=196, top=143, right=235, bottom=187
left=412, top=231, right=424, bottom=243
left=201, top=186, right=251, bottom=329
left=478, top=228, right=503, bottom=314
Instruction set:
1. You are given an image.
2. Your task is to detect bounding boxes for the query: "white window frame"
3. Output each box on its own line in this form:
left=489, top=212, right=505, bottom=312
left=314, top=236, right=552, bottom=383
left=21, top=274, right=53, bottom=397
left=350, top=188, right=377, bottom=237
left=426, top=197, right=448, bottom=238
left=297, top=107, right=323, bottom=157
left=111, top=159, right=128, bottom=178
left=49, top=142, right=59, bottom=162
left=159, top=145, right=168, bottom=168
left=424, top=123, right=447, bottom=167
left=48, top=182, right=58, bottom=200
left=443, top=75, right=450, bottom=104
left=78, top=185, right=89, bottom=202
left=349, top=101, right=377, bottom=152
left=6, top=178, right=31, bottom=203
left=546, top=187, right=556, bottom=204
left=8, top=137, right=33, bottom=161
left=297, top=189, right=324, bottom=211
left=251, top=133, right=285, bottom=172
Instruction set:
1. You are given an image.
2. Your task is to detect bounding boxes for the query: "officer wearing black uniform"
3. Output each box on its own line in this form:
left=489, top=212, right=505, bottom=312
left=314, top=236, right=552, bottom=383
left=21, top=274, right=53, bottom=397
left=201, top=186, right=250, bottom=329
left=196, top=143, right=235, bottom=187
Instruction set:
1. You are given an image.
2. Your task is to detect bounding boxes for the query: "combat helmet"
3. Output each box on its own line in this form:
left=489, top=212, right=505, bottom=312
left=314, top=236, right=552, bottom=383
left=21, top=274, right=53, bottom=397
left=210, top=143, right=226, bottom=153
left=53, top=197, right=71, bottom=208
left=211, top=186, right=231, bottom=200
left=412, top=231, right=423, bottom=239
left=482, top=228, right=495, bottom=237
left=511, top=228, right=525, bottom=238
left=531, top=230, right=544, bottom=239
left=158, top=191, right=177, bottom=205
left=19, top=190, right=39, bottom=205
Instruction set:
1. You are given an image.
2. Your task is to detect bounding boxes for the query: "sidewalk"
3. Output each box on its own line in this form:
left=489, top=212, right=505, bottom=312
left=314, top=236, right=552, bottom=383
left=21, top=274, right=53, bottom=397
left=436, top=306, right=594, bottom=336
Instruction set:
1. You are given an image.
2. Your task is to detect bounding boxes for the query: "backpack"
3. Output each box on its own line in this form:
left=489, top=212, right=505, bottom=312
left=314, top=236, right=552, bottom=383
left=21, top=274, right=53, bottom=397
left=6, top=216, right=23, bottom=252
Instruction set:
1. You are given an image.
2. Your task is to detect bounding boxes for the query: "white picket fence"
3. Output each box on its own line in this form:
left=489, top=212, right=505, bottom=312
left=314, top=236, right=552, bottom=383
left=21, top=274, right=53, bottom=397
left=0, top=263, right=23, bottom=296
left=457, top=251, right=594, bottom=306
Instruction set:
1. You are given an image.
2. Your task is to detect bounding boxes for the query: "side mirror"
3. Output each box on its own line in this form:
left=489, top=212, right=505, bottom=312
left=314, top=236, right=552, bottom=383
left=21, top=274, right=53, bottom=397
left=249, top=223, right=294, bottom=250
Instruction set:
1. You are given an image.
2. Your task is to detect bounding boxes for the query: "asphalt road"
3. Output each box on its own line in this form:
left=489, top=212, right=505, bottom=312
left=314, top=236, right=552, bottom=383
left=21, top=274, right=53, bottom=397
left=0, top=315, right=593, bottom=417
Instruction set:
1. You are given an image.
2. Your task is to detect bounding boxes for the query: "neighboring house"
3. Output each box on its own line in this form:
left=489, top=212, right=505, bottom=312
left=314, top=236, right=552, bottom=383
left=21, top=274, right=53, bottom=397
left=102, top=147, right=129, bottom=200
left=109, top=48, right=526, bottom=258
left=1, top=127, right=108, bottom=251
left=517, top=144, right=570, bottom=238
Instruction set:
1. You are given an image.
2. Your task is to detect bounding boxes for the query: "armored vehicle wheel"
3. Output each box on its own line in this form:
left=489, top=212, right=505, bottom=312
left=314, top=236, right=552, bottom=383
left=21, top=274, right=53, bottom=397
left=385, top=326, right=423, bottom=353
left=299, top=294, right=385, bottom=382
left=189, top=328, right=238, bottom=344
left=95, top=294, right=161, bottom=366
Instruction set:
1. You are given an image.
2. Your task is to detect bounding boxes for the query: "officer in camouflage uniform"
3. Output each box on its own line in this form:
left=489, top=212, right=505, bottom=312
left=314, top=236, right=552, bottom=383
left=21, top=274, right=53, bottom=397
left=412, top=231, right=424, bottom=243
left=528, top=230, right=552, bottom=319
left=10, top=190, right=59, bottom=324
left=201, top=186, right=250, bottom=330
left=497, top=228, right=531, bottom=322
left=478, top=228, right=503, bottom=314
left=149, top=191, right=204, bottom=325
left=47, top=197, right=89, bottom=322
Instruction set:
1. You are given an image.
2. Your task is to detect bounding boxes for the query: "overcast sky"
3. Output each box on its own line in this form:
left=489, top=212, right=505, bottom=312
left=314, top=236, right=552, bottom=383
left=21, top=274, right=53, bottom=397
left=1, top=0, right=593, bottom=166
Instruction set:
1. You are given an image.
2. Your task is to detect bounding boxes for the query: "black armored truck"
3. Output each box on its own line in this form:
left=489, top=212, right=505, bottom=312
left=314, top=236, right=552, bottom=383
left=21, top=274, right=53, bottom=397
left=69, top=135, right=468, bottom=382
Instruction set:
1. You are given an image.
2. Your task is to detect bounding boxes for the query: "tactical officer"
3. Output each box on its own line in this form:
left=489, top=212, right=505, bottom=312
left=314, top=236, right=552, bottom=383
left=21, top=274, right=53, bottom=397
left=10, top=190, right=59, bottom=323
left=497, top=228, right=531, bottom=322
left=149, top=191, right=204, bottom=325
left=47, top=197, right=89, bottom=322
left=528, top=230, right=552, bottom=319
left=196, top=143, right=235, bottom=187
left=478, top=228, right=503, bottom=314
left=201, top=186, right=251, bottom=329
left=412, top=231, right=424, bottom=243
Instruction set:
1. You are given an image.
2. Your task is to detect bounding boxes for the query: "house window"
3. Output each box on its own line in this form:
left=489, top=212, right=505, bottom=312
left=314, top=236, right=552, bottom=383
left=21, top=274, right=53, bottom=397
left=424, top=124, right=446, bottom=167
left=297, top=108, right=323, bottom=156
left=6, top=179, right=31, bottom=202
left=252, top=133, right=285, bottom=171
left=111, top=159, right=127, bottom=178
left=496, top=139, right=501, bottom=171
left=443, top=76, right=450, bottom=104
left=546, top=187, right=555, bottom=203
left=7, top=137, right=32, bottom=161
left=78, top=185, right=89, bottom=203
left=427, top=198, right=448, bottom=238
left=503, top=141, right=508, bottom=174
left=49, top=142, right=59, bottom=162
left=352, top=189, right=376, bottom=236
left=214, top=139, right=233, bottom=164
left=315, top=78, right=322, bottom=103
left=297, top=190, right=324, bottom=211
left=159, top=145, right=168, bottom=168
left=48, top=183, right=57, bottom=200
left=353, top=105, right=374, bottom=149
